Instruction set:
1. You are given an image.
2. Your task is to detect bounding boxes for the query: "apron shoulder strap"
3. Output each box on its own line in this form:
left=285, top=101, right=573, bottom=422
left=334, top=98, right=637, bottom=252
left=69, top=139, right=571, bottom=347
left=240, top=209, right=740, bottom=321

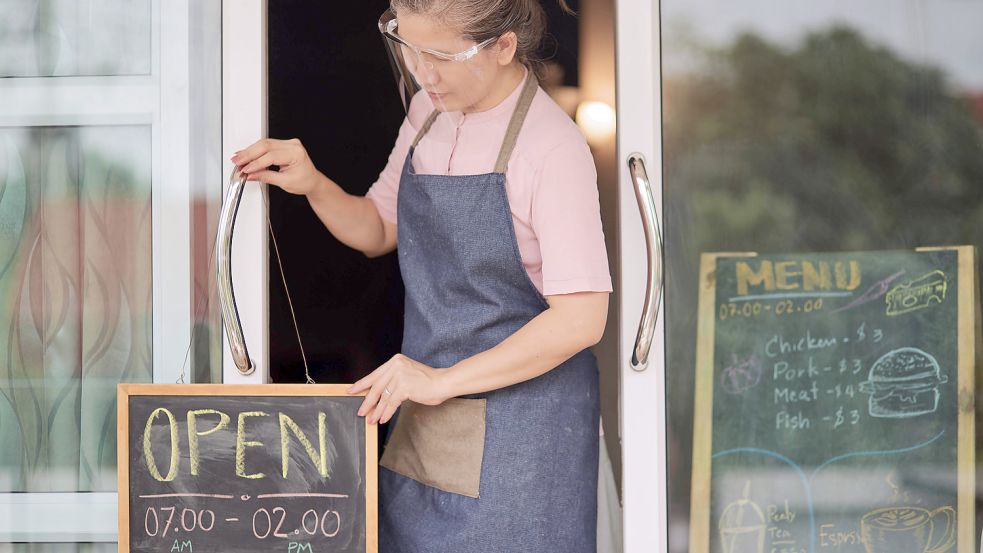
left=411, top=110, right=441, bottom=149
left=493, top=70, right=539, bottom=174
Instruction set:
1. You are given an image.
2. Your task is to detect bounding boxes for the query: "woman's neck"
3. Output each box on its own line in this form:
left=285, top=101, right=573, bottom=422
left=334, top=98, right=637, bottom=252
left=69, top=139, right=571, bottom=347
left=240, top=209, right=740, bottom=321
left=462, top=64, right=526, bottom=114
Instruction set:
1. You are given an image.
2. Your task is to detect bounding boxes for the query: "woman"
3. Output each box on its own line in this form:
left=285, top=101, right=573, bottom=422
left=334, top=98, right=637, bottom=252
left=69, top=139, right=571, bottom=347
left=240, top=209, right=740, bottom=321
left=232, top=1, right=611, bottom=550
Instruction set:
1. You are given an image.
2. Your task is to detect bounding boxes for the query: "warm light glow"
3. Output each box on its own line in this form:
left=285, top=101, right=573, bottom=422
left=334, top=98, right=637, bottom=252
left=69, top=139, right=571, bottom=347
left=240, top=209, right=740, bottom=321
left=575, top=100, right=616, bottom=144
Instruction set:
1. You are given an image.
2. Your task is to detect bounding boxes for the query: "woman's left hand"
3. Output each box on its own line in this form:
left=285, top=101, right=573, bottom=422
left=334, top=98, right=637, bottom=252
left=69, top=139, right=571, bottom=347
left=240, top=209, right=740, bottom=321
left=346, top=354, right=449, bottom=424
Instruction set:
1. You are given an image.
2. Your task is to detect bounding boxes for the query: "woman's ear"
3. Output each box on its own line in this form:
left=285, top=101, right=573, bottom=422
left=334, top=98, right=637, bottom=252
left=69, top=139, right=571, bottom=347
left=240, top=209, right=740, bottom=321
left=494, top=31, right=518, bottom=66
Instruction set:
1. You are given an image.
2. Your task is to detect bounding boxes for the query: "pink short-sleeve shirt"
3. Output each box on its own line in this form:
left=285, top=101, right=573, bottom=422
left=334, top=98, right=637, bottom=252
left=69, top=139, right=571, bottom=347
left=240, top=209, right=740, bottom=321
left=366, top=69, right=613, bottom=297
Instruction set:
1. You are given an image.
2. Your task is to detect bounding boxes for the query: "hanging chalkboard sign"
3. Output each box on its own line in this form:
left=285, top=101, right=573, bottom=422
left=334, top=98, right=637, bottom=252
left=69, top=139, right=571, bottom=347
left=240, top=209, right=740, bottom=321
left=118, top=384, right=377, bottom=553
left=690, top=247, right=978, bottom=553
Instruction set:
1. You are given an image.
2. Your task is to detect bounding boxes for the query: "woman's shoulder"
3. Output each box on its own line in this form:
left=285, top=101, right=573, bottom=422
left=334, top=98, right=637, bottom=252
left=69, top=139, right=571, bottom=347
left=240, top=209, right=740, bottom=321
left=523, top=88, right=591, bottom=156
left=515, top=88, right=593, bottom=167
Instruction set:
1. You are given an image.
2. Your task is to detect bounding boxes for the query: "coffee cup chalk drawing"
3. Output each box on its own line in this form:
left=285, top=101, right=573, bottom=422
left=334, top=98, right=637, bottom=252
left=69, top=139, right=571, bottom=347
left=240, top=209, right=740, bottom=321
left=860, top=506, right=956, bottom=553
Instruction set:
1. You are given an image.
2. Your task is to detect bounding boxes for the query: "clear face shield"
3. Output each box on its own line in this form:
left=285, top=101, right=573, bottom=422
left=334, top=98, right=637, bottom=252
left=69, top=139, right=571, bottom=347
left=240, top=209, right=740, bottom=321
left=378, top=8, right=502, bottom=116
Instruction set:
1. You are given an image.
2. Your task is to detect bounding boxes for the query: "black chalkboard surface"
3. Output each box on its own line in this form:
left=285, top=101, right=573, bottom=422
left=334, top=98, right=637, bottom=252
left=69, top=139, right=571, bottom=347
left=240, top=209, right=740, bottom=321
left=118, top=384, right=377, bottom=553
left=690, top=247, right=978, bottom=553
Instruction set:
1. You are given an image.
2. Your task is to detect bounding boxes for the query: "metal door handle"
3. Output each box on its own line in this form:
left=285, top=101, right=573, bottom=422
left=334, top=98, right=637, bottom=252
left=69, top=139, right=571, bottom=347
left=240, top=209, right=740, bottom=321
left=216, top=166, right=255, bottom=375
left=628, top=153, right=664, bottom=371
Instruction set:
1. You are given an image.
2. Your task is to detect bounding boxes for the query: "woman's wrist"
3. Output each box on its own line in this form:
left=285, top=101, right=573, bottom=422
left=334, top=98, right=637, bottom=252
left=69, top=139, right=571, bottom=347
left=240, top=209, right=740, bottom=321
left=305, top=171, right=336, bottom=203
left=432, top=366, right=459, bottom=404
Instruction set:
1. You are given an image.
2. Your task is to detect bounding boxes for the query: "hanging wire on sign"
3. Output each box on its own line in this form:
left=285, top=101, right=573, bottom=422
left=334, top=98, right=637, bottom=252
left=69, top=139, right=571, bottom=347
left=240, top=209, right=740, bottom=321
left=261, top=177, right=314, bottom=384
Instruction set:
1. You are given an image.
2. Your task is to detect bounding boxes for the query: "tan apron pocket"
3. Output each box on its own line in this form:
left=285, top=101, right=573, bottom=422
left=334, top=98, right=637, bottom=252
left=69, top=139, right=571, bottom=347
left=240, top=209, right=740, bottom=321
left=379, top=397, right=486, bottom=498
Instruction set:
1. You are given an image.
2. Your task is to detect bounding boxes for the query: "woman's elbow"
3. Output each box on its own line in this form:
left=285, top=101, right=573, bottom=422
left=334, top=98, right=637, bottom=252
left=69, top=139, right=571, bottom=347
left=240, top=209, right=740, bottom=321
left=585, top=312, right=608, bottom=347
left=560, top=292, right=609, bottom=348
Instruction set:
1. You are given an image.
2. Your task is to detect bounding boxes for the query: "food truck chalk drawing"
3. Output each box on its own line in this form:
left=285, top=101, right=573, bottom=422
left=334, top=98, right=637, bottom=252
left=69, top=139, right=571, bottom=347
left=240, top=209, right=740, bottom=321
left=885, top=270, right=947, bottom=316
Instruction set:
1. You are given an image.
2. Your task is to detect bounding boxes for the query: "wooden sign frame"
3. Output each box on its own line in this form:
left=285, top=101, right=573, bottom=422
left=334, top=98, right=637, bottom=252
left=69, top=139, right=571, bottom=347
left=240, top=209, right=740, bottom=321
left=689, top=246, right=978, bottom=553
left=117, top=384, right=378, bottom=553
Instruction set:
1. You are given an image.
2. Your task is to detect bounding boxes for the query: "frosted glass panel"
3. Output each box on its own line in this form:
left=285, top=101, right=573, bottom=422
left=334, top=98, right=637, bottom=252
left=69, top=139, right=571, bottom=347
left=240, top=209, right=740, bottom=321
left=0, top=0, right=151, bottom=77
left=8, top=545, right=114, bottom=553
left=0, top=125, right=152, bottom=493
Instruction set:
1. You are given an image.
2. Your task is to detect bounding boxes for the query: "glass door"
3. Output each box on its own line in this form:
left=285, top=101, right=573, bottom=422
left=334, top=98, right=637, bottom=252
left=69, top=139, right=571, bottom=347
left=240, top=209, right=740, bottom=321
left=0, top=0, right=224, bottom=546
left=617, top=0, right=983, bottom=551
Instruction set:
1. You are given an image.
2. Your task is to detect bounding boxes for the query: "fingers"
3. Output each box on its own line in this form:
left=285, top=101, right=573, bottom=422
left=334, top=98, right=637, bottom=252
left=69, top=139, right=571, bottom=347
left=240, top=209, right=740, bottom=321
left=243, top=169, right=286, bottom=186
left=363, top=371, right=395, bottom=423
left=241, top=151, right=282, bottom=174
left=369, top=378, right=401, bottom=424
left=355, top=365, right=394, bottom=419
left=347, top=354, right=415, bottom=424
left=232, top=138, right=272, bottom=167
left=347, top=369, right=378, bottom=395
left=377, top=391, right=402, bottom=424
left=231, top=138, right=293, bottom=168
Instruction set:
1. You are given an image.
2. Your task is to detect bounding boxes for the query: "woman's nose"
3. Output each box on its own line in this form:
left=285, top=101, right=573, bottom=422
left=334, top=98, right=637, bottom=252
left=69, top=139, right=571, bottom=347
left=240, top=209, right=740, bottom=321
left=416, top=63, right=440, bottom=87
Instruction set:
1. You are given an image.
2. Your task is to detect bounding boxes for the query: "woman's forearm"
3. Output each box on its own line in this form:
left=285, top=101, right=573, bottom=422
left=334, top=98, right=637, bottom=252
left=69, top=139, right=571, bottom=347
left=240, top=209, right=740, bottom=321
left=306, top=172, right=391, bottom=256
left=437, top=292, right=609, bottom=399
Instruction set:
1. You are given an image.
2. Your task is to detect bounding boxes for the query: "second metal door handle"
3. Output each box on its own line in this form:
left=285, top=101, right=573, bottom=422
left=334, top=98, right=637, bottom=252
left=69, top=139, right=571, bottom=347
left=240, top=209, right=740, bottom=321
left=628, top=153, right=664, bottom=371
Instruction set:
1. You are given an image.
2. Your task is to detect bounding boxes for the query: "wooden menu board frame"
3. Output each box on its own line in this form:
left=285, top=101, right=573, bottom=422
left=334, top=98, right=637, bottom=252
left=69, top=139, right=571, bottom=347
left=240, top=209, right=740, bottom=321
left=689, top=246, right=978, bottom=553
left=117, top=384, right=378, bottom=553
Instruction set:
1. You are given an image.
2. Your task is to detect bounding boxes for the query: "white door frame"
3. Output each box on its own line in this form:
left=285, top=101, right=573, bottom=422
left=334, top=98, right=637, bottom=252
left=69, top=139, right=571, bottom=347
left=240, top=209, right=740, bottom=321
left=615, top=0, right=670, bottom=551
left=221, top=0, right=270, bottom=385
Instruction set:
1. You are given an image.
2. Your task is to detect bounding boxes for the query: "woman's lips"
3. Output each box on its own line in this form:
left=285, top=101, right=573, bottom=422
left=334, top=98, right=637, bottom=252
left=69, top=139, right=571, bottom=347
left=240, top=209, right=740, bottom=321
left=427, top=91, right=446, bottom=102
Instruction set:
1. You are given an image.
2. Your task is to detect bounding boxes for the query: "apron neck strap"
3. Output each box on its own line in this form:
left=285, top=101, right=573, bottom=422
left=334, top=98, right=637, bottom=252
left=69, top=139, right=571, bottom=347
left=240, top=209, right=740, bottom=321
left=411, top=110, right=441, bottom=149
left=410, top=68, right=540, bottom=174
left=493, top=70, right=538, bottom=174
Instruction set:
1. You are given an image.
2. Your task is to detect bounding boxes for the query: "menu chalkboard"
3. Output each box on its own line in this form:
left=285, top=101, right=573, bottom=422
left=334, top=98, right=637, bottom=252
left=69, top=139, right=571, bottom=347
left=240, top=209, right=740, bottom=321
left=690, top=247, right=978, bottom=553
left=118, top=384, right=377, bottom=553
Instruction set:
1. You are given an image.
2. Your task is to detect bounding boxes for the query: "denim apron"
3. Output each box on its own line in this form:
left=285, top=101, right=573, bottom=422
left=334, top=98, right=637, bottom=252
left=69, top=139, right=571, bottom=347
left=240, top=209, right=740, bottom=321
left=377, top=72, right=600, bottom=552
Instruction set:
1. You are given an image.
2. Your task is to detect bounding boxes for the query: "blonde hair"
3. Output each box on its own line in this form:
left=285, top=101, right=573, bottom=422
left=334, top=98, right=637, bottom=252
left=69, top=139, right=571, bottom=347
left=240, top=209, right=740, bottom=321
left=390, top=0, right=575, bottom=76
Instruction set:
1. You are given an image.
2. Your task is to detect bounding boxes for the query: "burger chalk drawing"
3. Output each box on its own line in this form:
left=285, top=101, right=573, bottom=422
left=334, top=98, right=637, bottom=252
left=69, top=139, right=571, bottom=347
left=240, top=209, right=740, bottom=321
left=859, top=348, right=947, bottom=418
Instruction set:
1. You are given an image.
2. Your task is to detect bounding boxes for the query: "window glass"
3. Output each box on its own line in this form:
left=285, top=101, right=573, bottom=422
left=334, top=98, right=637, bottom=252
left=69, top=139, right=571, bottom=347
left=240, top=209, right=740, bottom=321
left=0, top=0, right=151, bottom=77
left=661, top=2, right=983, bottom=551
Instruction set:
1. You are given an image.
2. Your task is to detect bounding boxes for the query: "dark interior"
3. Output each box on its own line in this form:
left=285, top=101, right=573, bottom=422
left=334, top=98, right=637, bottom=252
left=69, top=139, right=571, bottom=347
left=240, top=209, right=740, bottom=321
left=266, top=2, right=580, bottom=387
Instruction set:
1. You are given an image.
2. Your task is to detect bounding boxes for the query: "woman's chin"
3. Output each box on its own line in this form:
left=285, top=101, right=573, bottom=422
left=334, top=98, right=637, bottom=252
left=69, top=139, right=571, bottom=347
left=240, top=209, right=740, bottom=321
left=431, top=99, right=461, bottom=112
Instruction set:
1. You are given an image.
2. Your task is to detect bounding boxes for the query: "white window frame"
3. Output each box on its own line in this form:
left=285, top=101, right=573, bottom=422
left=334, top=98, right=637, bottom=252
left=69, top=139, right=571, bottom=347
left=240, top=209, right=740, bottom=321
left=0, top=0, right=266, bottom=542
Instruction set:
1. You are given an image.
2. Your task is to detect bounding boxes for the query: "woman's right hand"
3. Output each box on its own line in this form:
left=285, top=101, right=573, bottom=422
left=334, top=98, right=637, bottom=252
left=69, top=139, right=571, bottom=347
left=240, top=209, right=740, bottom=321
left=233, top=137, right=396, bottom=257
left=231, top=138, right=325, bottom=197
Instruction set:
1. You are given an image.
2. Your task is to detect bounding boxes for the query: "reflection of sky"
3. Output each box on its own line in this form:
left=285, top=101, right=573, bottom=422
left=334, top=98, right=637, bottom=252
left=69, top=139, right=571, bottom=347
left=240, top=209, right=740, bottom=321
left=664, top=0, right=983, bottom=91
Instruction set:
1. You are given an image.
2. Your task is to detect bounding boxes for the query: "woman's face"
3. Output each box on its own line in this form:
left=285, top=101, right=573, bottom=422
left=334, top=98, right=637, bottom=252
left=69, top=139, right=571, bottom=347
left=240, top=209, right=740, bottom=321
left=396, top=12, right=506, bottom=113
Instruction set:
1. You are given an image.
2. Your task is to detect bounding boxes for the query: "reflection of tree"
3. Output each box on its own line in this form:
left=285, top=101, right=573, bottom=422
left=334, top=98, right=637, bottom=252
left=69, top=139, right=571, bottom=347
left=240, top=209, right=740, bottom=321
left=665, top=26, right=983, bottom=253
left=663, top=25, right=983, bottom=534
